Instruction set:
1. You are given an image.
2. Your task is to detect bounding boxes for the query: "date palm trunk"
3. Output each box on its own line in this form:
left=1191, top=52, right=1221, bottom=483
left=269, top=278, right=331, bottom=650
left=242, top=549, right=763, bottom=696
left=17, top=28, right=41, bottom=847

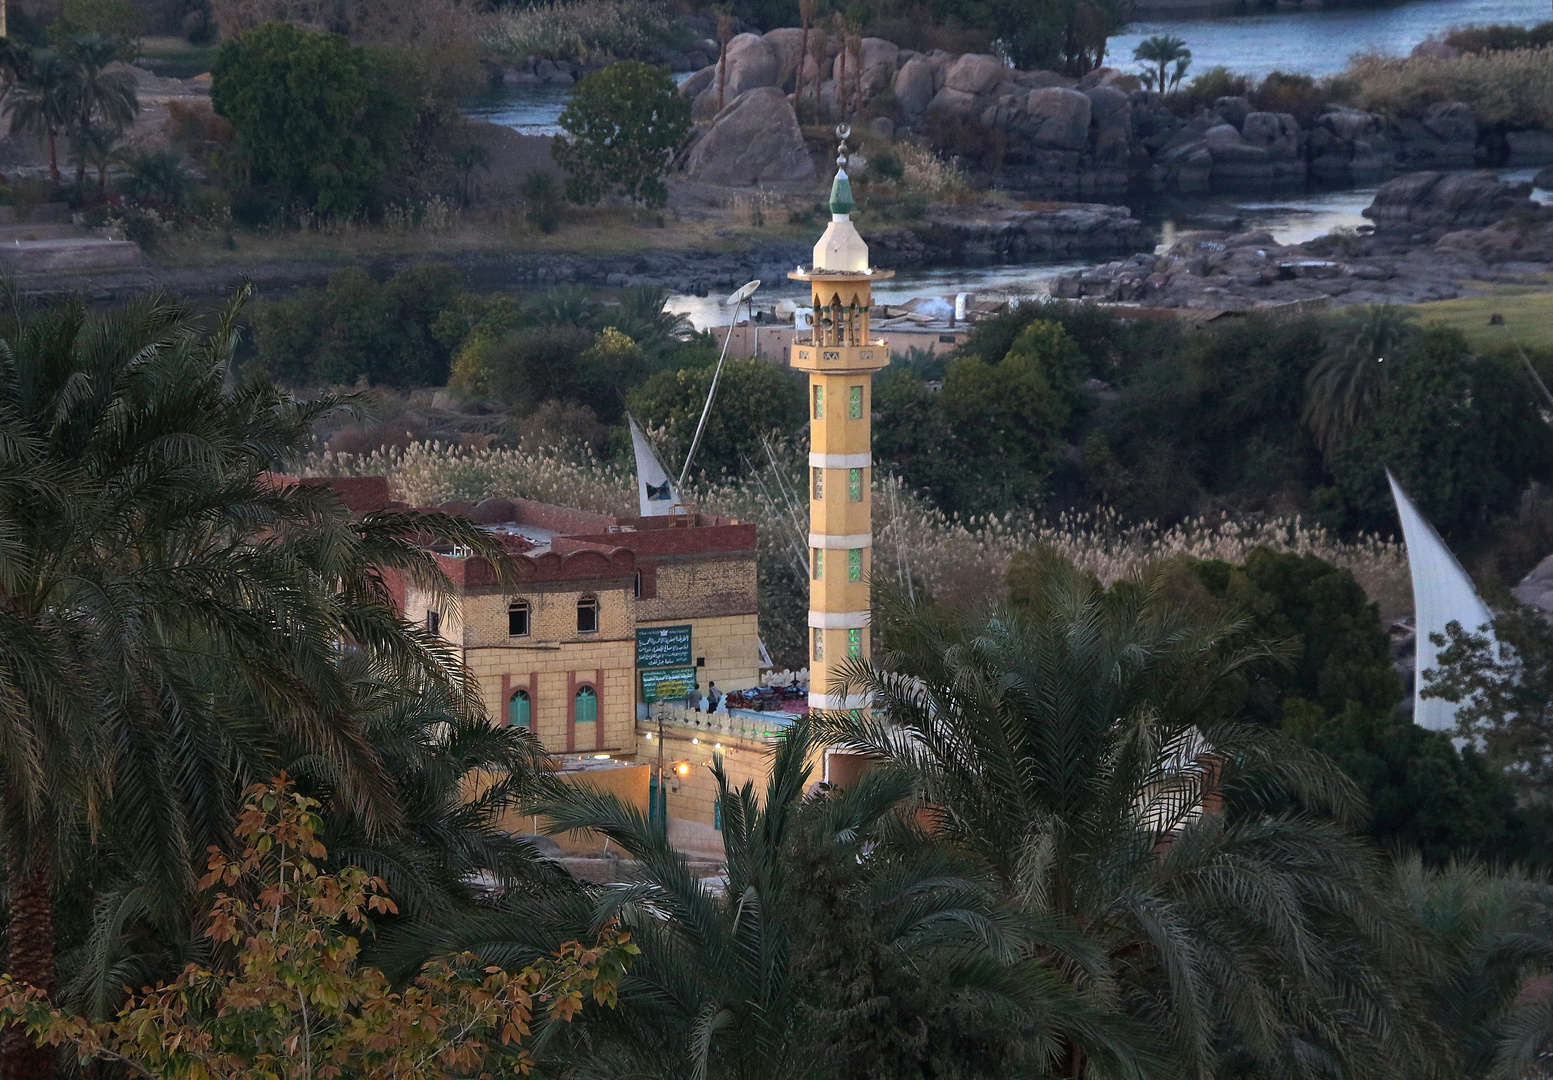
left=2, top=837, right=55, bottom=1080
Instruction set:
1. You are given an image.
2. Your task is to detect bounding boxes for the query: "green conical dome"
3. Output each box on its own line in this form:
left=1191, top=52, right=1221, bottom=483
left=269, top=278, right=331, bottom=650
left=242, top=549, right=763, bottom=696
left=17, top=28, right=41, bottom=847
left=829, top=169, right=854, bottom=216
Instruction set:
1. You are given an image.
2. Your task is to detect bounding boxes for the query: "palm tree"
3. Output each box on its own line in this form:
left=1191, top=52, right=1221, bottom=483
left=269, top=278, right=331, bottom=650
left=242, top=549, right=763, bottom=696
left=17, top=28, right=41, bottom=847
left=57, top=666, right=562, bottom=1019
left=1303, top=303, right=1419, bottom=460
left=59, top=34, right=138, bottom=187
left=396, top=719, right=1152, bottom=1080
left=69, top=123, right=121, bottom=192
left=1395, top=858, right=1553, bottom=1079
left=0, top=282, right=506, bottom=1080
left=821, top=561, right=1451, bottom=1080
left=1133, top=35, right=1190, bottom=94
left=608, top=284, right=693, bottom=358
left=7, top=50, right=74, bottom=184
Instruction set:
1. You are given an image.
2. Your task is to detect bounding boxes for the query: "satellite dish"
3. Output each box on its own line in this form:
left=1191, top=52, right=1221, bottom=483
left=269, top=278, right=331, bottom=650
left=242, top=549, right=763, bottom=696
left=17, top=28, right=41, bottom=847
left=726, top=280, right=761, bottom=306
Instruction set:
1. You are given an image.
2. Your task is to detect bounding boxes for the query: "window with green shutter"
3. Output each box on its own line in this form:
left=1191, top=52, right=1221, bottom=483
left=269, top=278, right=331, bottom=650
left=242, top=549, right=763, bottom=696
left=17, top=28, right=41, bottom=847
left=812, top=548, right=824, bottom=580
left=574, top=685, right=597, bottom=725
left=813, top=385, right=824, bottom=418
left=849, top=385, right=863, bottom=418
left=848, top=468, right=862, bottom=501
left=848, top=548, right=862, bottom=581
left=848, top=628, right=861, bottom=657
left=508, top=689, right=530, bottom=728
left=812, top=467, right=824, bottom=500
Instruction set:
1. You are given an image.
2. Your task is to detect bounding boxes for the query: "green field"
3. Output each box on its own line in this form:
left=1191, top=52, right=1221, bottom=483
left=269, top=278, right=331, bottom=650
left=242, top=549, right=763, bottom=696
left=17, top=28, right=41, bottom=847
left=138, top=36, right=218, bottom=77
left=1413, top=285, right=1553, bottom=353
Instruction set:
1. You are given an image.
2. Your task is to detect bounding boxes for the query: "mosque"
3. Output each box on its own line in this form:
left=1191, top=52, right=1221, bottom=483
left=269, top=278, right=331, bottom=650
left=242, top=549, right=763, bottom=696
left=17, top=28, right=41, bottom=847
left=301, top=137, right=889, bottom=858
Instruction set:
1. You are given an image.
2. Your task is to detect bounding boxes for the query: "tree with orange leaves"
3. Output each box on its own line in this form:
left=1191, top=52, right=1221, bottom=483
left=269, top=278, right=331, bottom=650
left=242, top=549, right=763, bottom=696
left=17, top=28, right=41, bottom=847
left=0, top=778, right=636, bottom=1080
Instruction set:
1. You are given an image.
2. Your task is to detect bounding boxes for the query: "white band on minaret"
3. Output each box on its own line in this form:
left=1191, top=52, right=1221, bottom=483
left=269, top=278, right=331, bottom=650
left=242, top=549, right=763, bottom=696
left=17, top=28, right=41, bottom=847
left=808, top=611, right=870, bottom=629
left=808, top=452, right=871, bottom=469
left=809, top=533, right=872, bottom=549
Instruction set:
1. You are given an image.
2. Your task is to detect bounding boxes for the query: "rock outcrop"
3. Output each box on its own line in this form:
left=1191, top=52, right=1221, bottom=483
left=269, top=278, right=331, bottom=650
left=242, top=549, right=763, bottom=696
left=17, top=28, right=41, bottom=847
left=682, top=87, right=816, bottom=185
left=867, top=202, right=1146, bottom=266
left=1364, top=170, right=1534, bottom=239
left=1050, top=170, right=1551, bottom=311
left=674, top=28, right=1553, bottom=197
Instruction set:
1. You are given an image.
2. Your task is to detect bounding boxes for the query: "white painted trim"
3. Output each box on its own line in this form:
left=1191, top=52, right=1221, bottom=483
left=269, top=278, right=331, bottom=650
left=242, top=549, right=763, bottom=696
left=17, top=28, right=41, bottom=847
left=808, top=452, right=871, bottom=469
left=808, top=610, right=870, bottom=629
left=809, top=691, right=872, bottom=711
left=809, top=533, right=872, bottom=549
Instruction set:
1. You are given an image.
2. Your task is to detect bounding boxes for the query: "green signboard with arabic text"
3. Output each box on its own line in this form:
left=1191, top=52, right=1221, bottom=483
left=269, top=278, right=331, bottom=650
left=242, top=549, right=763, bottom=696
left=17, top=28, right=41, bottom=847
left=641, top=666, right=698, bottom=702
left=636, top=624, right=692, bottom=668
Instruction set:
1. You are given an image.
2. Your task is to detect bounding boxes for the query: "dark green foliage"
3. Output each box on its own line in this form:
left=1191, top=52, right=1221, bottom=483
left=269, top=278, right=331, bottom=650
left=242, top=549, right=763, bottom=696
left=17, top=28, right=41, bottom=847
left=1325, top=326, right=1553, bottom=541
left=1079, top=315, right=1326, bottom=522
left=211, top=22, right=412, bottom=216
left=250, top=264, right=463, bottom=387
left=1427, top=603, right=1553, bottom=797
left=552, top=60, right=690, bottom=208
left=1442, top=21, right=1553, bottom=53
left=1190, top=549, right=1401, bottom=726
left=119, top=149, right=190, bottom=205
left=488, top=324, right=652, bottom=423
left=874, top=318, right=1080, bottom=516
left=0, top=281, right=515, bottom=1019
left=422, top=719, right=1125, bottom=1080
left=825, top=562, right=1447, bottom=1080
left=520, top=169, right=560, bottom=232
left=628, top=356, right=806, bottom=479
left=1187, top=548, right=1524, bottom=863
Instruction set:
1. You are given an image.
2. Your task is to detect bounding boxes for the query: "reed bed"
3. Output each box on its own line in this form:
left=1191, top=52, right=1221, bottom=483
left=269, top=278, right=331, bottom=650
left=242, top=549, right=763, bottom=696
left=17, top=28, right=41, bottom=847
left=480, top=0, right=686, bottom=64
left=299, top=443, right=1413, bottom=656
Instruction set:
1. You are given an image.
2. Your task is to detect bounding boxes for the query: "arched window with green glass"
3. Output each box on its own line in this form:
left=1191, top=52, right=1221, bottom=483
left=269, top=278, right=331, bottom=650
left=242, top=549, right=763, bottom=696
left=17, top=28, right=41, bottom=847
left=507, top=688, right=531, bottom=728
left=574, top=685, right=598, bottom=726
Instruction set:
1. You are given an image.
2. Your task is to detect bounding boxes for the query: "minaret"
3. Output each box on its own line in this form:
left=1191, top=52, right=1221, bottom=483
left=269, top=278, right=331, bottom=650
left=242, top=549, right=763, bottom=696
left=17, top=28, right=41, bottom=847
left=790, top=127, right=893, bottom=712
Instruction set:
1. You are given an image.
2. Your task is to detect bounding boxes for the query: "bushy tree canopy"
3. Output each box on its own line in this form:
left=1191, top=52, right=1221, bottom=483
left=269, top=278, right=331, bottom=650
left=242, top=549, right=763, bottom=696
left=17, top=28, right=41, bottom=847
left=553, top=60, right=690, bottom=208
left=212, top=22, right=411, bottom=215
left=628, top=356, right=806, bottom=479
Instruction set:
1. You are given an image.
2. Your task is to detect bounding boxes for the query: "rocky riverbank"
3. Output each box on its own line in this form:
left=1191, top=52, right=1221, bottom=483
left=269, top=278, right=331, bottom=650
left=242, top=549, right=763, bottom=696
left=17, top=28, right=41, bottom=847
left=20, top=197, right=1154, bottom=301
left=1050, top=170, right=1553, bottom=310
left=676, top=29, right=1553, bottom=200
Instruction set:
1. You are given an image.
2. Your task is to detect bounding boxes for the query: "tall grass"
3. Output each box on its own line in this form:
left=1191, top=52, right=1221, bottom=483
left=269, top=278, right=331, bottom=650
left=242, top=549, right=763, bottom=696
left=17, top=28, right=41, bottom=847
left=1341, top=48, right=1553, bottom=126
left=300, top=442, right=1414, bottom=662
left=481, top=0, right=689, bottom=63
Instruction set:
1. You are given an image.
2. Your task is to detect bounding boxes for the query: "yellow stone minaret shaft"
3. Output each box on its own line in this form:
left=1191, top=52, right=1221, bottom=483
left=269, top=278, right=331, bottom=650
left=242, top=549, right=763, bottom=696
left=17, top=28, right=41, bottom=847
left=790, top=130, right=893, bottom=712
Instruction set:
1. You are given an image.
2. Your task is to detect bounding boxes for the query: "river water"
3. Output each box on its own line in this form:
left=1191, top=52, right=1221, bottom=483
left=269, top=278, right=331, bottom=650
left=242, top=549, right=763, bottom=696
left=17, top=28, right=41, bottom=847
left=465, top=0, right=1553, bottom=325
left=1111, top=0, right=1552, bottom=78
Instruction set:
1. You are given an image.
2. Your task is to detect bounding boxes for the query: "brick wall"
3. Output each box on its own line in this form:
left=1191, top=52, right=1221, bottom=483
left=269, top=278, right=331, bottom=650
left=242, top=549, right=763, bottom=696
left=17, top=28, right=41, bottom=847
left=451, top=581, right=634, bottom=648
left=636, top=554, right=758, bottom=622
left=466, top=640, right=635, bottom=754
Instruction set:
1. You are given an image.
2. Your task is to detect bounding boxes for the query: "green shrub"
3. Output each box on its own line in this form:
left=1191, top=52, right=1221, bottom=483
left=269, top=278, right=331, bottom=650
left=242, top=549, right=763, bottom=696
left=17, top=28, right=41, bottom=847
left=1442, top=22, right=1538, bottom=54
left=251, top=264, right=463, bottom=387
left=1252, top=70, right=1328, bottom=125
left=628, top=357, right=805, bottom=479
left=489, top=324, right=660, bottom=422
left=1167, top=65, right=1251, bottom=115
left=212, top=23, right=412, bottom=216
left=521, top=169, right=561, bottom=232
left=1325, top=325, right=1553, bottom=540
left=553, top=60, right=690, bottom=207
